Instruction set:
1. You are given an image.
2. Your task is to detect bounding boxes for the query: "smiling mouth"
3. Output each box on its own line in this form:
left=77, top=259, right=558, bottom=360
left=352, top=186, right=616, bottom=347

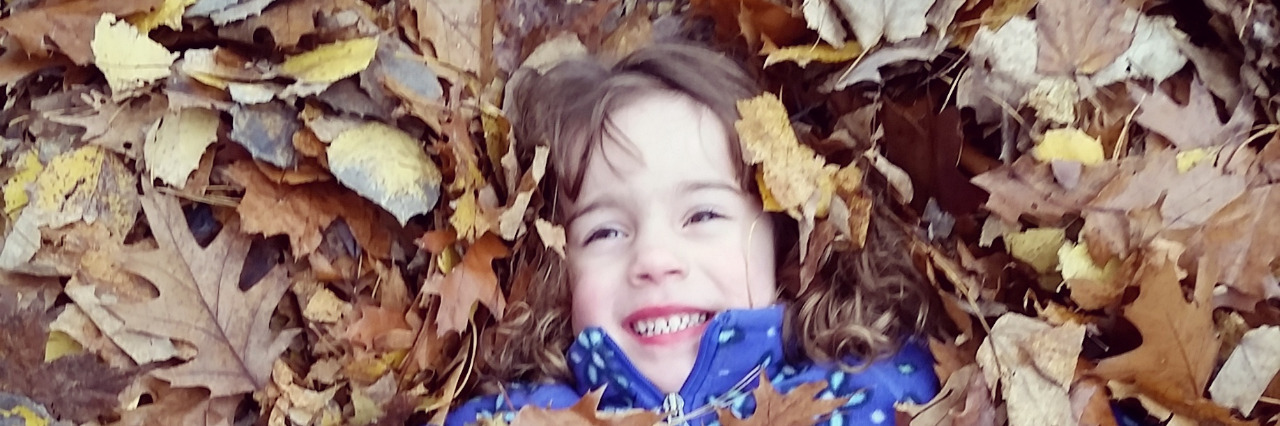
left=630, top=312, right=710, bottom=337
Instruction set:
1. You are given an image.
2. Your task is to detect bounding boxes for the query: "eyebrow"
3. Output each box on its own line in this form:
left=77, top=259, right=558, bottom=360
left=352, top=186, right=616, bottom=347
left=566, top=180, right=741, bottom=225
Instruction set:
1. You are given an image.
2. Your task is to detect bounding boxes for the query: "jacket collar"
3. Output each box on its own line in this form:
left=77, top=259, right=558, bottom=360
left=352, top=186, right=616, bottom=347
left=566, top=305, right=787, bottom=413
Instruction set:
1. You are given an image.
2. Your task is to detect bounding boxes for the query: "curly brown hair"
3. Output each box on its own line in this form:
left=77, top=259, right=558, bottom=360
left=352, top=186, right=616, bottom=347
left=475, top=43, right=936, bottom=391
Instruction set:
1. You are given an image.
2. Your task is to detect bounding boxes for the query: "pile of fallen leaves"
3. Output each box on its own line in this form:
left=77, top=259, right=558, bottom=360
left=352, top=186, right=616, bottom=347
left=2, top=0, right=1280, bottom=424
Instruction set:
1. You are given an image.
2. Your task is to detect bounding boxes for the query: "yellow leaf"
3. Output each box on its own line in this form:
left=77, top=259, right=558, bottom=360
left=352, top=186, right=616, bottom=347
left=34, top=146, right=139, bottom=237
left=754, top=170, right=784, bottom=212
left=44, top=330, right=83, bottom=362
left=736, top=93, right=833, bottom=218
left=1058, top=240, right=1119, bottom=281
left=145, top=108, right=220, bottom=189
left=449, top=190, right=480, bottom=241
left=280, top=37, right=379, bottom=84
left=1032, top=128, right=1105, bottom=165
left=1006, top=227, right=1065, bottom=273
left=302, top=288, right=347, bottom=323
left=328, top=121, right=442, bottom=225
left=764, top=42, right=863, bottom=67
left=126, top=0, right=197, bottom=32
left=1176, top=148, right=1214, bottom=173
left=2, top=150, right=42, bottom=218
left=91, top=14, right=177, bottom=94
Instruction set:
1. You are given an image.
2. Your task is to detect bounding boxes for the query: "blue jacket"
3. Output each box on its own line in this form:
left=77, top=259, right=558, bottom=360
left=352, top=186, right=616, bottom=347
left=444, top=305, right=938, bottom=425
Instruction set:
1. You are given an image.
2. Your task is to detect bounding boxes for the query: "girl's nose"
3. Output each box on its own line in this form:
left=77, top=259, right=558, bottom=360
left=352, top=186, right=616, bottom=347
left=628, top=229, right=687, bottom=286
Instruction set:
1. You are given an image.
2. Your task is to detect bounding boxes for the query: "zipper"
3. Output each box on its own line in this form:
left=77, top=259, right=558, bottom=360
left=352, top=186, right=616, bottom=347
left=662, top=392, right=686, bottom=425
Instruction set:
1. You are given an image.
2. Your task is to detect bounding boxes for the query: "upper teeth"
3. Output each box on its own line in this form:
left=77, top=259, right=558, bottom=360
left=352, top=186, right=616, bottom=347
left=632, top=313, right=709, bottom=337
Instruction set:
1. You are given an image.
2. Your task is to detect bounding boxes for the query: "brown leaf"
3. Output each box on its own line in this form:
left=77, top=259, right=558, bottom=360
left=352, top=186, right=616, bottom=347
left=408, top=0, right=486, bottom=75
left=1035, top=0, right=1135, bottom=75
left=896, top=364, right=998, bottom=426
left=1093, top=240, right=1221, bottom=419
left=424, top=232, right=510, bottom=336
left=108, top=189, right=300, bottom=397
left=512, top=388, right=662, bottom=425
left=976, top=314, right=1083, bottom=426
left=113, top=377, right=240, bottom=426
left=1129, top=79, right=1255, bottom=150
left=0, top=0, right=161, bottom=65
left=225, top=160, right=392, bottom=259
left=972, top=156, right=1118, bottom=225
left=219, top=0, right=365, bottom=48
left=0, top=295, right=133, bottom=423
left=345, top=304, right=415, bottom=352
left=1192, top=184, right=1280, bottom=303
left=717, top=376, right=849, bottom=425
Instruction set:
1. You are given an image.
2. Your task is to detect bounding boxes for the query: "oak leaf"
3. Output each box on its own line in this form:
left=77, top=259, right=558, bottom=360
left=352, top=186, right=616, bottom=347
left=1130, top=78, right=1255, bottom=150
left=107, top=189, right=300, bottom=397
left=512, top=388, right=663, bottom=425
left=1093, top=240, right=1220, bottom=418
left=717, top=376, right=849, bottom=425
left=424, top=232, right=510, bottom=336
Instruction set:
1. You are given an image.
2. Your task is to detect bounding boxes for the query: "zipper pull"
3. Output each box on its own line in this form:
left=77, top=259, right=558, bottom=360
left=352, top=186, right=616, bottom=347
left=662, top=392, right=686, bottom=425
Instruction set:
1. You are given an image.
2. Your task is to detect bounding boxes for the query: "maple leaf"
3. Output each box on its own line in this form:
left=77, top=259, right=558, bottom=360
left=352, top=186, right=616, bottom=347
left=1035, top=0, right=1135, bottom=76
left=1093, top=240, right=1223, bottom=421
left=717, top=376, right=849, bottom=426
left=106, top=188, right=300, bottom=397
left=425, top=232, right=511, bottom=336
left=512, top=388, right=662, bottom=426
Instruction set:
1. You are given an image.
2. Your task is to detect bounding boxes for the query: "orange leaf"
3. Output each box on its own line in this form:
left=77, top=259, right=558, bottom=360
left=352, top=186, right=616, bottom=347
left=1093, top=240, right=1223, bottom=421
left=512, top=388, right=663, bottom=426
left=717, top=376, right=848, bottom=426
left=425, top=232, right=510, bottom=335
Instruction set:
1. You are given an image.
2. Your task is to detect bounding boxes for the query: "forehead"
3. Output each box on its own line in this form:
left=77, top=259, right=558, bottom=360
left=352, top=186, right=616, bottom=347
left=591, top=91, right=737, bottom=179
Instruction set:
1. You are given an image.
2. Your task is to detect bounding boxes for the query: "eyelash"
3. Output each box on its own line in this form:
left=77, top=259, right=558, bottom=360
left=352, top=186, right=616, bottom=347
left=686, top=209, right=724, bottom=224
left=581, top=209, right=725, bottom=245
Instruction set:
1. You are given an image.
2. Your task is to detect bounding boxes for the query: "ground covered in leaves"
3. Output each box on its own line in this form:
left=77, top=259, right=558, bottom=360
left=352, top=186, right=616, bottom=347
left=1, top=0, right=1279, bottom=424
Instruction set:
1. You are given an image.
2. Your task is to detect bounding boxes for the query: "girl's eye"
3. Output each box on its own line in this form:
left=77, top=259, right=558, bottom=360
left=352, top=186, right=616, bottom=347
left=584, top=228, right=623, bottom=245
left=686, top=209, right=724, bottom=225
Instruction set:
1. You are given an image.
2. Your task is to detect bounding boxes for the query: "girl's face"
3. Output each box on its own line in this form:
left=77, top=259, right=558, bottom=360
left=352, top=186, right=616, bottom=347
left=565, top=91, right=778, bottom=394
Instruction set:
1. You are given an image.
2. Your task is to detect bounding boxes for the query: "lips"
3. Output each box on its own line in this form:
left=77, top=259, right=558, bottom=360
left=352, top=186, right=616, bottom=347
left=623, top=306, right=715, bottom=344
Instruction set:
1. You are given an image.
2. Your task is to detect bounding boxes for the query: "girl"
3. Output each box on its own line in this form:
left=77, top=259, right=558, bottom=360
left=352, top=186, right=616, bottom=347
left=444, top=44, right=938, bottom=425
